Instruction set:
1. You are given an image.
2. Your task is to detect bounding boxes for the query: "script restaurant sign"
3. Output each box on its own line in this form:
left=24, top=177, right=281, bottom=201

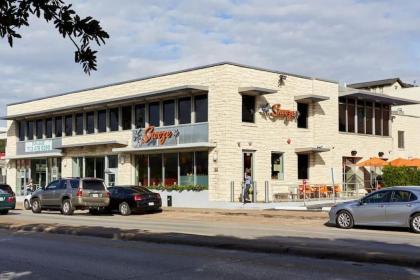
left=259, top=103, right=298, bottom=121
left=133, top=126, right=180, bottom=148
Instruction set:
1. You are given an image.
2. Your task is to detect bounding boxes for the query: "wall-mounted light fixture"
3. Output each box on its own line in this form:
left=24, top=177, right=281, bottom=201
left=278, top=74, right=287, bottom=86
left=213, top=151, right=218, bottom=162
left=378, top=152, right=384, bottom=158
left=351, top=150, right=357, bottom=156
left=119, top=155, right=125, bottom=165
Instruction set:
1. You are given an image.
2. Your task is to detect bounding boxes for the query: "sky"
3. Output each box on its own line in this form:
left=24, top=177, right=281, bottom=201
left=1, top=0, right=420, bottom=121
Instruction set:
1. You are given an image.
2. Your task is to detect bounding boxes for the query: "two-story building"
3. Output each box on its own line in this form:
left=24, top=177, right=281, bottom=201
left=3, top=63, right=419, bottom=201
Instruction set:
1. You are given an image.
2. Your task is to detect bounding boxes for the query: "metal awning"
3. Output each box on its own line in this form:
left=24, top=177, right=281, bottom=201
left=5, top=152, right=63, bottom=160
left=112, top=142, right=216, bottom=153
left=294, top=94, right=330, bottom=103
left=295, top=147, right=330, bottom=154
left=238, top=87, right=277, bottom=96
left=339, top=87, right=419, bottom=106
left=56, top=140, right=128, bottom=149
left=3, top=85, right=208, bottom=120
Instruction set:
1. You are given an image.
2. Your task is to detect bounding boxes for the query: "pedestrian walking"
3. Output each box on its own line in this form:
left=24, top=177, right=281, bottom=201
left=243, top=171, right=252, bottom=203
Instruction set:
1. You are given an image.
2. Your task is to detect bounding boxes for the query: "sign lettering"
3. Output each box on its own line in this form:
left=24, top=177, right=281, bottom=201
left=260, top=103, right=298, bottom=121
left=133, top=126, right=180, bottom=147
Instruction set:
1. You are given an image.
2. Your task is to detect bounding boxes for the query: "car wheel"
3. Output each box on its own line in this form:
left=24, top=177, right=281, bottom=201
left=61, top=199, right=74, bottom=216
left=410, top=213, right=420, bottom=234
left=31, top=199, right=42, bottom=214
left=0, top=210, right=8, bottom=215
left=119, top=202, right=131, bottom=216
left=24, top=200, right=31, bottom=210
left=336, top=210, right=354, bottom=229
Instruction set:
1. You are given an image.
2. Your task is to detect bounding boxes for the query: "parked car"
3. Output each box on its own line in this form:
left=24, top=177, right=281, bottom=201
left=107, top=186, right=161, bottom=216
left=0, top=189, right=15, bottom=215
left=0, top=184, right=16, bottom=210
left=30, top=178, right=110, bottom=215
left=329, top=186, right=420, bottom=233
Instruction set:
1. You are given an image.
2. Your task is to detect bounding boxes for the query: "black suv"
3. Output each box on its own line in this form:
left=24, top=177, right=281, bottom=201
left=31, top=178, right=110, bottom=215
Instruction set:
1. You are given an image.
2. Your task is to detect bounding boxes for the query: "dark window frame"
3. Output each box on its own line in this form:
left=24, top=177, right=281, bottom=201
left=178, top=97, right=192, bottom=124
left=109, top=107, right=119, bottom=132
left=55, top=117, right=63, bottom=137
left=194, top=94, right=208, bottom=123
left=297, top=102, right=308, bottom=129
left=163, top=100, right=175, bottom=126
left=75, top=113, right=84, bottom=135
left=86, top=111, right=95, bottom=134
left=64, top=115, right=73, bottom=136
left=45, top=118, right=53, bottom=138
left=121, top=106, right=132, bottom=130
left=97, top=110, right=107, bottom=133
left=134, top=104, right=145, bottom=129
left=242, top=95, right=255, bottom=123
left=148, top=102, right=161, bottom=127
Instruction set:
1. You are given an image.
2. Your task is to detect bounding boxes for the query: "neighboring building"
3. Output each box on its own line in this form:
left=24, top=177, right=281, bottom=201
left=0, top=127, right=6, bottom=184
left=3, top=63, right=419, bottom=201
left=348, top=78, right=414, bottom=94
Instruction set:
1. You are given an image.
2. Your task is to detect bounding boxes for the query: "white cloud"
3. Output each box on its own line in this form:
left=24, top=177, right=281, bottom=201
left=1, top=0, right=420, bottom=121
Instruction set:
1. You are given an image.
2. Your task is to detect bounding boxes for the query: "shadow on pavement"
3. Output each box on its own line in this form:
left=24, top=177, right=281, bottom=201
left=0, top=221, right=419, bottom=269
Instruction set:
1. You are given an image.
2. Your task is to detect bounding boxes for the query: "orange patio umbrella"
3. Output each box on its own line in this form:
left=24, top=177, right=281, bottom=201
left=388, top=158, right=411, bottom=167
left=407, top=158, right=420, bottom=167
left=356, top=157, right=387, bottom=167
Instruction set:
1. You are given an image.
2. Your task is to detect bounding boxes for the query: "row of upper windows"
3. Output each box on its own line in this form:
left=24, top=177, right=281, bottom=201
left=339, top=97, right=390, bottom=136
left=16, top=94, right=208, bottom=141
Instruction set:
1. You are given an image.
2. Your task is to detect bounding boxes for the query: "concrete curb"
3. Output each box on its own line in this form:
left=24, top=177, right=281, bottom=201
left=0, top=222, right=418, bottom=268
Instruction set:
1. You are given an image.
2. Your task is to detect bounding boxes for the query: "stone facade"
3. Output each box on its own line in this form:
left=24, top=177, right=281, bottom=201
left=5, top=63, right=420, bottom=201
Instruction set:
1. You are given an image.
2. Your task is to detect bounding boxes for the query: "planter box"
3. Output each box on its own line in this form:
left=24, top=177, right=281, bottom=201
left=151, top=190, right=209, bottom=208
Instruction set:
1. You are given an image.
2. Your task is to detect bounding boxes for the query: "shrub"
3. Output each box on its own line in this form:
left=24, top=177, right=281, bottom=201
left=146, top=185, right=208, bottom=192
left=382, top=166, right=420, bottom=187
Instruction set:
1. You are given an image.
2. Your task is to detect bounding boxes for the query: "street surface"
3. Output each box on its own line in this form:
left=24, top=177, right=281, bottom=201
left=0, top=229, right=419, bottom=280
left=2, top=209, right=419, bottom=257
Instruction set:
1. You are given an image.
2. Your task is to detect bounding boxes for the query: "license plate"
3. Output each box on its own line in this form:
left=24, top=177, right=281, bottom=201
left=91, top=194, right=99, bottom=198
left=0, top=197, right=4, bottom=201
left=148, top=202, right=154, bottom=206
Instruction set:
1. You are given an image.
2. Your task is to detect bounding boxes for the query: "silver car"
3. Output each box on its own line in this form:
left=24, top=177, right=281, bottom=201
left=329, top=186, right=420, bottom=233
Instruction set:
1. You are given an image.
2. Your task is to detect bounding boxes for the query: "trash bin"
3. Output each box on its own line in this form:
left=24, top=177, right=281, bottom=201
left=167, top=195, right=172, bottom=207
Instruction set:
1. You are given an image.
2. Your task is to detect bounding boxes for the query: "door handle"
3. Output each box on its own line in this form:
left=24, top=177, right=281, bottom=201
left=407, top=204, right=412, bottom=207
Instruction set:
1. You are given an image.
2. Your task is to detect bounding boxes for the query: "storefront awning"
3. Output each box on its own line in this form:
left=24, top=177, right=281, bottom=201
left=3, top=85, right=209, bottom=120
left=238, top=87, right=277, bottom=96
left=295, top=147, right=330, bottom=154
left=339, top=87, right=419, bottom=106
left=5, top=152, right=63, bottom=160
left=294, top=94, right=330, bottom=103
left=112, top=142, right=216, bottom=153
left=56, top=140, right=127, bottom=149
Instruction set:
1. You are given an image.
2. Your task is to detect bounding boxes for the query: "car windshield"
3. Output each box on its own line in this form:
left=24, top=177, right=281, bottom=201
left=83, top=179, right=106, bottom=191
left=129, top=187, right=152, bottom=193
left=0, top=185, right=12, bottom=194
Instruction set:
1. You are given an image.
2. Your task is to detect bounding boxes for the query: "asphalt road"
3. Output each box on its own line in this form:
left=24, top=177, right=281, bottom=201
left=3, top=210, right=419, bottom=256
left=0, top=229, right=419, bottom=280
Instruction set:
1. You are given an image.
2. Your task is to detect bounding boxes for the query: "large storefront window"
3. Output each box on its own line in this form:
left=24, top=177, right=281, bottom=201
left=375, top=103, right=382, bottom=136
left=271, top=153, right=284, bottom=180
left=86, top=112, right=95, bottom=134
left=122, top=106, right=132, bottom=130
left=164, top=153, right=177, bottom=186
left=85, top=157, right=105, bottom=179
left=149, top=102, right=160, bottom=127
left=65, top=115, right=73, bottom=136
left=194, top=95, right=208, bottom=123
left=178, top=97, right=191, bottom=124
left=46, top=118, right=53, bottom=138
left=135, top=104, right=145, bottom=128
left=195, top=152, right=208, bottom=186
left=357, top=102, right=365, bottom=134
left=339, top=98, right=389, bottom=136
left=137, top=155, right=148, bottom=186
left=242, top=95, right=255, bottom=123
left=18, top=121, right=25, bottom=141
left=347, top=99, right=355, bottom=133
left=180, top=152, right=194, bottom=185
left=135, top=152, right=208, bottom=187
left=149, top=154, right=162, bottom=186
left=27, top=121, right=34, bottom=140
left=97, top=110, right=107, bottom=133
left=163, top=100, right=175, bottom=126
left=55, top=117, right=62, bottom=137
left=75, top=113, right=84, bottom=135
left=297, top=154, right=309, bottom=180
left=72, top=157, right=84, bottom=177
left=36, top=119, right=44, bottom=139
left=109, top=108, right=119, bottom=132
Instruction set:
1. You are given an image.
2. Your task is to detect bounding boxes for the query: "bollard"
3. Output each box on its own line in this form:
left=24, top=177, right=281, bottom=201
left=264, top=181, right=269, bottom=203
left=167, top=195, right=172, bottom=207
left=230, top=181, right=235, bottom=202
